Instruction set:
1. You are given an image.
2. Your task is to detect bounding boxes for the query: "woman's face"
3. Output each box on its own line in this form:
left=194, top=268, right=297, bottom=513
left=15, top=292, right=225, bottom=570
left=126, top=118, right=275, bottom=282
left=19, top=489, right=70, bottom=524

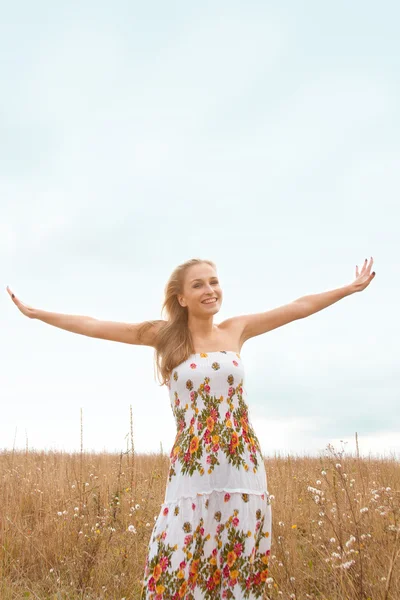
left=178, top=263, right=223, bottom=317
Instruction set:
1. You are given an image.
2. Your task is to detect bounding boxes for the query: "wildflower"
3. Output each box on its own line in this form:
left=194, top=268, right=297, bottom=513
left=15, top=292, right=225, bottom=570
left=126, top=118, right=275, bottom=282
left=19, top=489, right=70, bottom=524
left=341, top=559, right=355, bottom=569
left=135, top=504, right=140, bottom=510
left=146, top=522, right=150, bottom=527
left=128, top=525, right=137, bottom=533
left=74, top=507, right=79, bottom=512
left=266, top=577, right=274, bottom=584
left=316, top=480, right=321, bottom=485
left=321, top=470, right=327, bottom=475
left=278, top=521, right=285, bottom=527
left=360, top=507, right=369, bottom=514
left=307, top=486, right=323, bottom=496
left=57, top=511, right=63, bottom=516
left=329, top=537, right=336, bottom=543
left=335, top=463, right=341, bottom=469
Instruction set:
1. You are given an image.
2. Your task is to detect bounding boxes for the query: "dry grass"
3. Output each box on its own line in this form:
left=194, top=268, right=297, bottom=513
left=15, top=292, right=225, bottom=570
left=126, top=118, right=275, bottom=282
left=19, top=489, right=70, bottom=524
left=0, top=427, right=399, bottom=600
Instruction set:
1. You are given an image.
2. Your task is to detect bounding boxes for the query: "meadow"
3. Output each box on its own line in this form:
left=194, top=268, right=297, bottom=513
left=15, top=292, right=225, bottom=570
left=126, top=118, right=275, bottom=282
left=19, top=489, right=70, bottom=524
left=1, top=433, right=399, bottom=600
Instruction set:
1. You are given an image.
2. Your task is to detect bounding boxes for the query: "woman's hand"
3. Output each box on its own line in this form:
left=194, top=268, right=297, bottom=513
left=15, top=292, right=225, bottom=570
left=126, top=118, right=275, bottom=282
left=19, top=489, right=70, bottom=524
left=6, top=286, right=36, bottom=318
left=350, top=257, right=376, bottom=293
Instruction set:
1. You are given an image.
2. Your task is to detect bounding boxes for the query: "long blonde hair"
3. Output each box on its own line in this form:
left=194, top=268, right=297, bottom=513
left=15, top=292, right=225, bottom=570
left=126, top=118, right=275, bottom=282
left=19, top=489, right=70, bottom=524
left=138, top=258, right=216, bottom=386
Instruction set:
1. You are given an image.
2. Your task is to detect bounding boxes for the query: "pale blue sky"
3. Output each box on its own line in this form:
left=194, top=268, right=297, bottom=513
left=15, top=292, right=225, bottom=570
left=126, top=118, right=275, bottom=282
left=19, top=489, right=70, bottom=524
left=1, top=1, right=399, bottom=459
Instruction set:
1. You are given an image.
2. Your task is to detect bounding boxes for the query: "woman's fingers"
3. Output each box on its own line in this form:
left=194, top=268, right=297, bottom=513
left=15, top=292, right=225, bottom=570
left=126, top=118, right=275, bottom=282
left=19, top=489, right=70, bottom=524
left=6, top=286, right=15, bottom=299
left=356, top=257, right=374, bottom=279
left=361, top=258, right=368, bottom=273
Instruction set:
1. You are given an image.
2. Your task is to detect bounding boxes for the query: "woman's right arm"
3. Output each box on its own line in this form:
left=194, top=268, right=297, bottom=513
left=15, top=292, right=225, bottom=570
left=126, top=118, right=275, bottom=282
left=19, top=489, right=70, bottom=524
left=6, top=286, right=164, bottom=347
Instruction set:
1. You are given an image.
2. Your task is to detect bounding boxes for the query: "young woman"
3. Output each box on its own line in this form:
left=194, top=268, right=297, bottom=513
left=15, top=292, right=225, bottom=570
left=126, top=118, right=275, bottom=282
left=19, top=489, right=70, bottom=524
left=6, top=256, right=375, bottom=599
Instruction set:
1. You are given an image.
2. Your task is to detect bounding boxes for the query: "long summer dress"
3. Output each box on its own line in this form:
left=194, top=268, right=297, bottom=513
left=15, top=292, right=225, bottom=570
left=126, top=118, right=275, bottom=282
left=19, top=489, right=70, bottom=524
left=140, top=350, right=272, bottom=600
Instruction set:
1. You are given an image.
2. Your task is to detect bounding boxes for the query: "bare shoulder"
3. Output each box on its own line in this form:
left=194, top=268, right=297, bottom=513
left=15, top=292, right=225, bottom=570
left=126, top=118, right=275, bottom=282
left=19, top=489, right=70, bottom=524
left=217, top=316, right=247, bottom=349
left=220, top=302, right=304, bottom=346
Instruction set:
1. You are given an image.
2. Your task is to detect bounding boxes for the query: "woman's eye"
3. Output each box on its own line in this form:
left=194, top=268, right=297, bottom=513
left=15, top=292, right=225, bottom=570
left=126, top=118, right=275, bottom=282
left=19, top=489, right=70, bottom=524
left=193, top=281, right=218, bottom=288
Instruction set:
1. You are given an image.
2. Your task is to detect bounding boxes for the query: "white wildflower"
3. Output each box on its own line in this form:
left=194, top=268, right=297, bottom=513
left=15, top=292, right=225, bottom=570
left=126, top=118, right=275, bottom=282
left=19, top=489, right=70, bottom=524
left=307, top=486, right=323, bottom=495
left=127, top=525, right=137, bottom=533
left=360, top=507, right=369, bottom=514
left=341, top=559, right=355, bottom=569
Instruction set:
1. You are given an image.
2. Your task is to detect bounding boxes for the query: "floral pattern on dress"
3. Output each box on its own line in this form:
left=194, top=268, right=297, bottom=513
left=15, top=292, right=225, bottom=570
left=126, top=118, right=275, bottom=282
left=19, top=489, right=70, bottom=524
left=168, top=371, right=263, bottom=482
left=141, top=492, right=271, bottom=600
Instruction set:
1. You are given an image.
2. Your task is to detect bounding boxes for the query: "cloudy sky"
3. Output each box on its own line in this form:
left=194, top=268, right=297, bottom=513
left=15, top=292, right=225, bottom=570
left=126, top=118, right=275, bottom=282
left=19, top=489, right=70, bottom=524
left=1, top=1, right=399, bottom=460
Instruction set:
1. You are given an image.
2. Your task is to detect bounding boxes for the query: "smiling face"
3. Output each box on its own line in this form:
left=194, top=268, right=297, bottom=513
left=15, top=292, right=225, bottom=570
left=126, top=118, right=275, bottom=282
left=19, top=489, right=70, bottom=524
left=178, top=262, right=223, bottom=317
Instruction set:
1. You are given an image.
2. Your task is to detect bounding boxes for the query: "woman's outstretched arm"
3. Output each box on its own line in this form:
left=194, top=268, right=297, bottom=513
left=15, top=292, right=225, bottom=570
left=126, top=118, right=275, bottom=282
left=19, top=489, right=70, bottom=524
left=222, top=257, right=376, bottom=345
left=6, top=286, right=163, bottom=346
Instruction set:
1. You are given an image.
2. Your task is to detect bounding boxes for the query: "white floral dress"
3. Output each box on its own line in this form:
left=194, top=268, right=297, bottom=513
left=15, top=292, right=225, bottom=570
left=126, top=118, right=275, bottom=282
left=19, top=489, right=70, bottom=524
left=141, top=350, right=272, bottom=599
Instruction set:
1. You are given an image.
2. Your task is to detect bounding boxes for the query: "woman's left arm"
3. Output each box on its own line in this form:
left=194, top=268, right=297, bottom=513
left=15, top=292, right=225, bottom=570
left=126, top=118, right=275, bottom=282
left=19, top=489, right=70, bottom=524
left=296, top=257, right=376, bottom=317
left=224, top=257, right=376, bottom=345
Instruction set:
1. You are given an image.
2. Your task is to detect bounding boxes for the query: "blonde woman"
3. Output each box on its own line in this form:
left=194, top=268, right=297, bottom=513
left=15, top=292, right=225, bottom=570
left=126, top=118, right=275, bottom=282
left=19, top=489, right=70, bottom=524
left=6, top=256, right=375, bottom=599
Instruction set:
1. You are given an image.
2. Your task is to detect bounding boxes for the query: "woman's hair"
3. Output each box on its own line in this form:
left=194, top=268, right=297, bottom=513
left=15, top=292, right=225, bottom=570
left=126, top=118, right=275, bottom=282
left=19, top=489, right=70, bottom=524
left=138, top=257, right=216, bottom=386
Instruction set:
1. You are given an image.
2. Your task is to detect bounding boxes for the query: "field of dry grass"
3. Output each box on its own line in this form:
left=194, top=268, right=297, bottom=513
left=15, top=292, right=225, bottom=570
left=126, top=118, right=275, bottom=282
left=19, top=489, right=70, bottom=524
left=1, top=438, right=399, bottom=600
